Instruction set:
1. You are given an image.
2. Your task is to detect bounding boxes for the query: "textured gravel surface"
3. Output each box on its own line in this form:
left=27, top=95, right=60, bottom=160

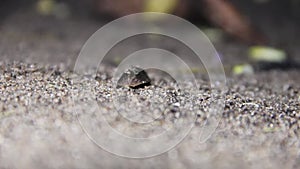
left=0, top=62, right=299, bottom=169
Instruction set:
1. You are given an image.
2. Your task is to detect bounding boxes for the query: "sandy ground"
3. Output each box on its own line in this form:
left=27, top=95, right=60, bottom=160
left=0, top=1, right=299, bottom=169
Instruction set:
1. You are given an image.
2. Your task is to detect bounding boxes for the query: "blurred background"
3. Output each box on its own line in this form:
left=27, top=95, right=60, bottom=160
left=0, top=0, right=300, bottom=74
left=0, top=2, right=299, bottom=168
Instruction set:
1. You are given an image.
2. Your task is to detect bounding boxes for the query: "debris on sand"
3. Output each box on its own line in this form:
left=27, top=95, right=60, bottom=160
left=117, top=66, right=151, bottom=89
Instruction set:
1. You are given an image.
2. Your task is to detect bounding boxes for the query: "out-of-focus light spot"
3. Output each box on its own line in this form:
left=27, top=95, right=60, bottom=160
left=36, top=0, right=55, bottom=15
left=36, top=0, right=71, bottom=19
left=144, top=0, right=178, bottom=13
left=232, top=64, right=254, bottom=75
left=248, top=46, right=286, bottom=62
